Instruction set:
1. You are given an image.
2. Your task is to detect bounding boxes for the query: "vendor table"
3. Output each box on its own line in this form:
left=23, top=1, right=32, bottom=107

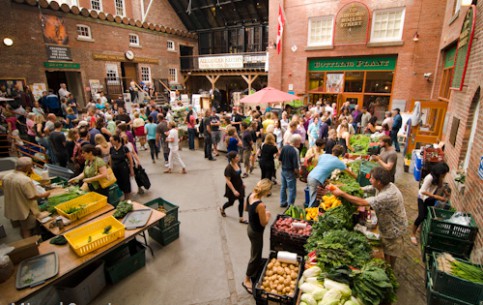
left=0, top=202, right=165, bottom=305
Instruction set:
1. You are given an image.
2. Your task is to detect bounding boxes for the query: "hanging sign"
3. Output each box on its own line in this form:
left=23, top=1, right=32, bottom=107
left=46, top=46, right=72, bottom=61
left=451, top=5, right=476, bottom=91
left=334, top=2, right=370, bottom=45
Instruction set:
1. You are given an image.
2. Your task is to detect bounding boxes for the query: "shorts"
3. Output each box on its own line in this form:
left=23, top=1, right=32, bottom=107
left=243, top=149, right=252, bottom=165
left=134, top=126, right=146, bottom=137
left=211, top=131, right=222, bottom=144
left=381, top=235, right=404, bottom=257
left=19, top=213, right=38, bottom=231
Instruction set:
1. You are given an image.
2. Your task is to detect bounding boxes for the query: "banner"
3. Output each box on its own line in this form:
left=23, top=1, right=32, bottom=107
left=40, top=15, right=69, bottom=45
left=276, top=4, right=285, bottom=54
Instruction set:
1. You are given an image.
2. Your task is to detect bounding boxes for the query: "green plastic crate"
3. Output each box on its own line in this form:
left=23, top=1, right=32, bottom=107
left=103, top=240, right=146, bottom=284
left=144, top=197, right=179, bottom=229
left=430, top=252, right=483, bottom=304
left=427, top=273, right=474, bottom=305
left=421, top=220, right=472, bottom=261
left=426, top=207, right=478, bottom=242
left=108, top=184, right=123, bottom=207
left=148, top=221, right=180, bottom=246
left=357, top=161, right=379, bottom=187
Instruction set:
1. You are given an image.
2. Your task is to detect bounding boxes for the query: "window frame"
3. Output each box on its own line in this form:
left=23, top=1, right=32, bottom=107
left=167, top=40, right=176, bottom=51
left=76, top=24, right=93, bottom=41
left=90, top=0, right=102, bottom=11
left=168, top=68, right=178, bottom=84
left=370, top=7, right=406, bottom=43
left=307, top=15, right=334, bottom=47
left=115, top=0, right=125, bottom=17
left=141, top=66, right=151, bottom=83
left=453, top=0, right=462, bottom=17
left=50, top=0, right=78, bottom=5
left=129, top=34, right=140, bottom=47
left=106, top=63, right=120, bottom=85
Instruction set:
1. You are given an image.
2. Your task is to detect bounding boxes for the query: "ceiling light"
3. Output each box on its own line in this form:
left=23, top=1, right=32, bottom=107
left=3, top=38, right=13, bottom=47
left=413, top=32, right=419, bottom=42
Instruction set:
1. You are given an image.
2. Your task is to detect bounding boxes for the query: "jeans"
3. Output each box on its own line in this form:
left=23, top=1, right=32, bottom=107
left=187, top=128, right=196, bottom=150
left=246, top=225, right=264, bottom=279
left=204, top=134, right=213, bottom=159
left=148, top=139, right=158, bottom=161
left=390, top=130, right=400, bottom=152
left=280, top=170, right=297, bottom=206
left=307, top=176, right=322, bottom=207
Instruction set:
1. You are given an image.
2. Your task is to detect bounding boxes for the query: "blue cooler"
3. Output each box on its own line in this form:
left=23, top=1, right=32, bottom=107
left=414, top=167, right=421, bottom=181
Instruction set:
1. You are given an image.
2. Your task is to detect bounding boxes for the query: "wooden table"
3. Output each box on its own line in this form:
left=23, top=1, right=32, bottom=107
left=0, top=202, right=165, bottom=305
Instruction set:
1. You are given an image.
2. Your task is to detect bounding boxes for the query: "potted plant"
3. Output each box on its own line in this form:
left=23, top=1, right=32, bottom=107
left=403, top=153, right=411, bottom=172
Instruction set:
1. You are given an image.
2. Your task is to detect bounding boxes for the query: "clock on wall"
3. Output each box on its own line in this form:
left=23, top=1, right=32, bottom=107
left=125, top=50, right=134, bottom=60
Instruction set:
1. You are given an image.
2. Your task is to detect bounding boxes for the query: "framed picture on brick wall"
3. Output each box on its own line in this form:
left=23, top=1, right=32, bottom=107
left=0, top=78, right=27, bottom=98
left=449, top=117, right=460, bottom=147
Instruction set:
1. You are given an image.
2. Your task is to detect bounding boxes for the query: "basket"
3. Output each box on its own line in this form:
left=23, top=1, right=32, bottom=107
left=421, top=220, right=472, bottom=261
left=55, top=192, right=108, bottom=221
left=427, top=273, right=474, bottom=305
left=254, top=251, right=304, bottom=305
left=144, top=197, right=179, bottom=229
left=424, top=147, right=444, bottom=163
left=357, top=161, right=379, bottom=187
left=426, top=207, right=478, bottom=242
left=148, top=221, right=180, bottom=246
left=64, top=216, right=125, bottom=256
left=103, top=240, right=146, bottom=284
left=270, top=215, right=310, bottom=256
left=430, top=252, right=483, bottom=304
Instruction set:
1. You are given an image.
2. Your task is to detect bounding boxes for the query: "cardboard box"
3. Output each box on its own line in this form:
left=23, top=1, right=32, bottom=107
left=7, top=235, right=40, bottom=264
left=57, top=260, right=106, bottom=305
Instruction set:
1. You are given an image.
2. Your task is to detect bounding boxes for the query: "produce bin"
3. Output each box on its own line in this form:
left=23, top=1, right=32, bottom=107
left=57, top=260, right=106, bottom=305
left=429, top=252, right=483, bottom=304
left=103, top=240, right=146, bottom=284
left=357, top=161, right=379, bottom=187
left=254, top=250, right=304, bottom=305
left=270, top=215, right=310, bottom=256
left=427, top=273, right=473, bottom=305
left=426, top=207, right=478, bottom=242
left=49, top=176, right=68, bottom=187
left=108, top=183, right=123, bottom=207
left=421, top=220, right=472, bottom=261
left=55, top=192, right=108, bottom=221
left=64, top=216, right=125, bottom=256
left=144, top=197, right=179, bottom=229
left=148, top=221, right=180, bottom=246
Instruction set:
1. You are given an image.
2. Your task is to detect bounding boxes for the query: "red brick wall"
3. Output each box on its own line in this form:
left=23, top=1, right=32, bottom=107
left=439, top=1, right=483, bottom=262
left=267, top=0, right=446, bottom=109
left=1, top=2, right=196, bottom=106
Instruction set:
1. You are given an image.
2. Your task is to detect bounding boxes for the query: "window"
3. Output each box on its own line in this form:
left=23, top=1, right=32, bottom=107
left=167, top=40, right=175, bottom=51
left=90, top=0, right=102, bottom=11
left=308, top=16, right=334, bottom=46
left=370, top=7, right=405, bottom=43
left=453, top=0, right=462, bottom=16
left=168, top=68, right=178, bottom=83
left=129, top=34, right=139, bottom=46
left=76, top=25, right=93, bottom=40
left=439, top=45, right=456, bottom=101
left=115, top=0, right=125, bottom=16
left=141, top=67, right=151, bottom=83
left=106, top=64, right=119, bottom=84
left=50, top=0, right=78, bottom=5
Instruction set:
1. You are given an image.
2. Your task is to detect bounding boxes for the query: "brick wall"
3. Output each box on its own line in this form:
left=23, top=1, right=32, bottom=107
left=1, top=2, right=197, bottom=106
left=267, top=0, right=446, bottom=109
left=439, top=1, right=483, bottom=262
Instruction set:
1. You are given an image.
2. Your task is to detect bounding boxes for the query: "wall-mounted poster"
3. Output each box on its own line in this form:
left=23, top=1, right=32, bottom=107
left=0, top=79, right=26, bottom=98
left=31, top=83, right=47, bottom=101
left=326, top=73, right=344, bottom=93
left=40, top=15, right=69, bottom=45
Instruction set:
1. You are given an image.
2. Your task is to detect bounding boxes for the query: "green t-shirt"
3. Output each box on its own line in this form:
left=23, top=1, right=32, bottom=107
left=83, top=157, right=106, bottom=190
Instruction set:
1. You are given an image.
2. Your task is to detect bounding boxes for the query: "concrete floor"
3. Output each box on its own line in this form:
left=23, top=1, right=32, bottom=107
left=0, top=145, right=427, bottom=305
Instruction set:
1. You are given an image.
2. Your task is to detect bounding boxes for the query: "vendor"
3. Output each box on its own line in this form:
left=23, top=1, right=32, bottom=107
left=307, top=145, right=356, bottom=207
left=3, top=157, right=51, bottom=238
left=370, top=135, right=397, bottom=183
left=331, top=167, right=408, bottom=268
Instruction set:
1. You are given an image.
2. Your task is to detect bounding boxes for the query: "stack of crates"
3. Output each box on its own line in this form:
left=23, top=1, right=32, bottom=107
left=144, top=197, right=180, bottom=246
left=357, top=161, right=379, bottom=187
left=421, top=207, right=478, bottom=261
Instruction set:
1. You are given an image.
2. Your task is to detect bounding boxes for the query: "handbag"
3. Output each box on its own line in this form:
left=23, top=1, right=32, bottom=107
left=96, top=162, right=117, bottom=189
left=134, top=165, right=151, bottom=189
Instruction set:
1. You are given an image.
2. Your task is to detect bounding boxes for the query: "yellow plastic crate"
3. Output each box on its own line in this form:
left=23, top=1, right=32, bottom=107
left=64, top=216, right=125, bottom=256
left=55, top=192, right=108, bottom=220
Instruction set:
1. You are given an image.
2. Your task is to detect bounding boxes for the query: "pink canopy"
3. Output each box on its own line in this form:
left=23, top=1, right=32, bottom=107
left=239, top=87, right=298, bottom=104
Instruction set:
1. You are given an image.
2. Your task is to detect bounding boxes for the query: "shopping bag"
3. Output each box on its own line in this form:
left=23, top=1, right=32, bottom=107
left=99, top=166, right=117, bottom=189
left=134, top=165, right=151, bottom=189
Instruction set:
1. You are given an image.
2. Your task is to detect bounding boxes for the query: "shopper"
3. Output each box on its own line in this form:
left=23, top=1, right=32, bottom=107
left=49, top=121, right=68, bottom=167
left=95, top=133, right=112, bottom=164
left=331, top=167, right=408, bottom=269
left=242, top=179, right=272, bottom=294
left=241, top=122, right=253, bottom=177
left=164, top=121, right=187, bottom=174
left=279, top=134, right=301, bottom=207
left=371, top=135, right=398, bottom=183
left=69, top=144, right=110, bottom=197
left=110, top=135, right=134, bottom=199
left=3, top=157, right=50, bottom=238
left=145, top=116, right=158, bottom=163
left=132, top=112, right=147, bottom=150
left=210, top=110, right=222, bottom=156
left=186, top=108, right=197, bottom=150
left=219, top=151, right=247, bottom=223
left=259, top=133, right=279, bottom=182
left=225, top=126, right=241, bottom=155
left=337, top=122, right=353, bottom=154
left=410, top=162, right=450, bottom=245
left=202, top=110, right=215, bottom=161
left=391, top=108, right=403, bottom=152
left=307, top=114, right=320, bottom=148
left=156, top=113, right=170, bottom=166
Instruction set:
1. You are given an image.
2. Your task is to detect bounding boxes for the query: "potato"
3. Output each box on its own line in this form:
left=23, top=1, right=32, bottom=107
left=267, top=262, right=274, bottom=270
left=281, top=263, right=287, bottom=268
left=289, top=264, right=295, bottom=270
left=284, top=278, right=291, bottom=285
left=266, top=270, right=273, bottom=276
left=271, top=289, right=278, bottom=294
left=290, top=271, right=298, bottom=279
left=274, top=261, right=281, bottom=267
left=290, top=283, right=295, bottom=289
left=284, top=267, right=291, bottom=274
left=277, top=284, right=283, bottom=291
left=270, top=282, right=276, bottom=290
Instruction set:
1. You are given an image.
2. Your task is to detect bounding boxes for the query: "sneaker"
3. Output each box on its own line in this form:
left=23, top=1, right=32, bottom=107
left=138, top=188, right=145, bottom=195
left=280, top=203, right=288, bottom=208
left=209, top=158, right=217, bottom=161
left=164, top=162, right=169, bottom=167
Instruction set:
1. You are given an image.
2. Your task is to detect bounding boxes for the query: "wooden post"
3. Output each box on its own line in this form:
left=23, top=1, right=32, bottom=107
left=241, top=74, right=259, bottom=93
left=205, top=74, right=220, bottom=90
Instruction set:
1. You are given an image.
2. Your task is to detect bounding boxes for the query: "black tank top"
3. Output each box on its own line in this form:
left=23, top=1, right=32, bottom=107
left=247, top=193, right=264, bottom=233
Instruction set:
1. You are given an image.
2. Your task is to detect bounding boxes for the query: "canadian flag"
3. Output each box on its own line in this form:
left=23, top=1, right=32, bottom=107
left=276, top=4, right=285, bottom=54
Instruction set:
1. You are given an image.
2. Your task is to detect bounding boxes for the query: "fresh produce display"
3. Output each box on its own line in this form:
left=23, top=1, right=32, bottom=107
left=348, top=160, right=362, bottom=176
left=259, top=258, right=300, bottom=297
left=40, top=186, right=85, bottom=213
left=113, top=200, right=133, bottom=219
left=272, top=217, right=312, bottom=237
left=436, top=252, right=483, bottom=284
left=320, top=194, right=342, bottom=211
left=305, top=208, right=319, bottom=221
left=306, top=229, right=372, bottom=271
left=349, top=135, right=370, bottom=154
left=284, top=205, right=307, bottom=220
left=351, top=262, right=397, bottom=305
left=328, top=171, right=365, bottom=198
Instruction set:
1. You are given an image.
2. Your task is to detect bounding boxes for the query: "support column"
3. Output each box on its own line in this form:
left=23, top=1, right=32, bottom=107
left=241, top=74, right=259, bottom=92
left=205, top=74, right=220, bottom=91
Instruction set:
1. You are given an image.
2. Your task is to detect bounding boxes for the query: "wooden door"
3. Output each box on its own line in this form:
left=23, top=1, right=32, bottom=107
left=341, top=94, right=363, bottom=109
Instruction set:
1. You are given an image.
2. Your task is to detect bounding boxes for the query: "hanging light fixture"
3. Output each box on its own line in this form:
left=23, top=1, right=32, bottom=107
left=461, top=0, right=474, bottom=6
left=413, top=32, right=420, bottom=42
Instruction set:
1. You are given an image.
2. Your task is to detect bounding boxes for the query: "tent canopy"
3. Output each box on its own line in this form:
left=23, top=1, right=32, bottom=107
left=239, top=87, right=298, bottom=105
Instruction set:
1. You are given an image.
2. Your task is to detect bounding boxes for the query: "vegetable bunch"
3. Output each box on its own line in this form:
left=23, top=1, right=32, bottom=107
left=436, top=252, right=483, bottom=284
left=321, top=195, right=342, bottom=211
left=113, top=200, right=133, bottom=219
left=349, top=135, right=371, bottom=154
left=284, top=205, right=307, bottom=220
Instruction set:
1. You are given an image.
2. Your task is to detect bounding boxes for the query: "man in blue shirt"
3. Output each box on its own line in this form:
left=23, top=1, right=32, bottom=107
left=307, top=145, right=356, bottom=207
left=391, top=108, right=403, bottom=152
left=44, top=90, right=61, bottom=115
left=278, top=134, right=302, bottom=207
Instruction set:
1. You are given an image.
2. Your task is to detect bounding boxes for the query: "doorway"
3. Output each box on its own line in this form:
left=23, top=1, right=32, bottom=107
left=180, top=45, right=193, bottom=70
left=341, top=94, right=363, bottom=110
left=121, top=62, right=138, bottom=92
left=45, top=71, right=84, bottom=107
